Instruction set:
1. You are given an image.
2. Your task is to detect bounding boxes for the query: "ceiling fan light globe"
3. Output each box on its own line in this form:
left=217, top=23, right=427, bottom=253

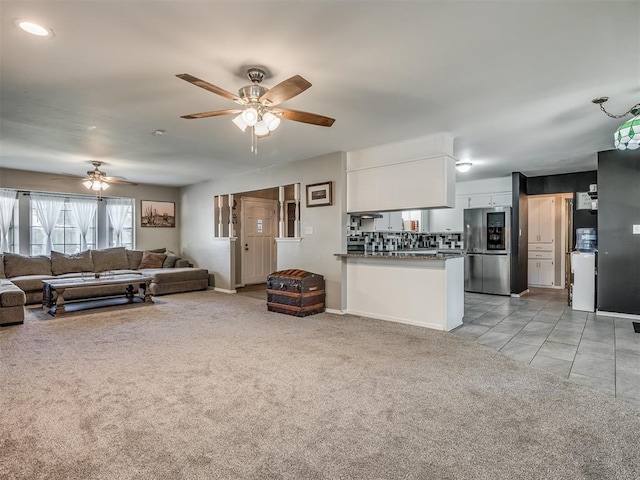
left=101, top=182, right=110, bottom=190
left=83, top=180, right=93, bottom=189
left=254, top=121, right=269, bottom=136
left=262, top=112, right=281, bottom=131
left=91, top=181, right=102, bottom=191
left=241, top=108, right=258, bottom=126
left=232, top=114, right=248, bottom=132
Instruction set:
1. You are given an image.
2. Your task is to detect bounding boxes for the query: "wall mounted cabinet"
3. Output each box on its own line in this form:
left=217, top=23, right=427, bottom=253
left=429, top=196, right=467, bottom=232
left=467, top=192, right=512, bottom=208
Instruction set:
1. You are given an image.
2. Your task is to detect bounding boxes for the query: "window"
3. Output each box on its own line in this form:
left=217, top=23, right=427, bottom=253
left=0, top=189, right=19, bottom=252
left=30, top=197, right=97, bottom=255
left=107, top=199, right=134, bottom=249
left=26, top=192, right=134, bottom=254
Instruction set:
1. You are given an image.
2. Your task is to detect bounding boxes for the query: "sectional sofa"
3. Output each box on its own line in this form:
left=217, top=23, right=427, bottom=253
left=0, top=247, right=209, bottom=326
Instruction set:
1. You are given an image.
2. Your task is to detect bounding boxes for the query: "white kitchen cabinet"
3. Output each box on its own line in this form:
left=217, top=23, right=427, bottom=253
left=467, top=192, right=512, bottom=208
left=429, top=196, right=467, bottom=232
left=528, top=259, right=554, bottom=286
left=528, top=248, right=554, bottom=287
left=528, top=196, right=555, bottom=244
left=369, top=211, right=404, bottom=231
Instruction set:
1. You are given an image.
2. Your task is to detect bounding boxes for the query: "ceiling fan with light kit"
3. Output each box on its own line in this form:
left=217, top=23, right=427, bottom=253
left=56, top=161, right=138, bottom=196
left=176, top=67, right=335, bottom=153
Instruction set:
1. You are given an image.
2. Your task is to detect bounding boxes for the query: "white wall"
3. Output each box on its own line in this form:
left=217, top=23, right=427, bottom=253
left=0, top=168, right=181, bottom=252
left=180, top=152, right=347, bottom=311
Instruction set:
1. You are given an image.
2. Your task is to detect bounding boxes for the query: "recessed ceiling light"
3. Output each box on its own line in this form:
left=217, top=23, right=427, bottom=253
left=15, top=20, right=54, bottom=38
left=87, top=126, right=97, bottom=131
left=153, top=129, right=166, bottom=136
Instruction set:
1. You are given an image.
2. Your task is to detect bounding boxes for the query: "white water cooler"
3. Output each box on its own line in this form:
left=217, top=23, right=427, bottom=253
left=571, top=252, right=595, bottom=312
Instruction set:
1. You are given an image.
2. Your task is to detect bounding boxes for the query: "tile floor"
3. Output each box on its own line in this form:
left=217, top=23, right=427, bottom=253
left=453, top=288, right=640, bottom=407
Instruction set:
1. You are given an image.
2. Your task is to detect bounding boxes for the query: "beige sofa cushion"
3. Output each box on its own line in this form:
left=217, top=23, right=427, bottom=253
left=139, top=267, right=209, bottom=283
left=4, top=253, right=52, bottom=278
left=139, top=251, right=166, bottom=269
left=0, top=279, right=26, bottom=307
left=0, top=254, right=4, bottom=278
left=91, top=247, right=129, bottom=272
left=9, top=274, right=56, bottom=293
left=51, top=250, right=94, bottom=275
left=126, top=250, right=144, bottom=270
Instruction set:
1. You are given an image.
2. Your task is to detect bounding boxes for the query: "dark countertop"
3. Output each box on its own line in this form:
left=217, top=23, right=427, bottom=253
left=335, top=251, right=465, bottom=261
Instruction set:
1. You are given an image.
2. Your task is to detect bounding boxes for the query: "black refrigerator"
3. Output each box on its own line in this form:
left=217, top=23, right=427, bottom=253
left=464, top=207, right=511, bottom=295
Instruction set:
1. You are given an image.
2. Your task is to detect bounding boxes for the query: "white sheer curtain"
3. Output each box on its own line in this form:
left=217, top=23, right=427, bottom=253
left=0, top=189, right=18, bottom=252
left=69, top=198, right=97, bottom=251
left=32, top=194, right=65, bottom=255
left=106, top=198, right=132, bottom=247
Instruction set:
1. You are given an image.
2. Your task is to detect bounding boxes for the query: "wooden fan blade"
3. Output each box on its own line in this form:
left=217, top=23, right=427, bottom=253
left=176, top=73, right=243, bottom=104
left=180, top=109, right=242, bottom=119
left=271, top=108, right=335, bottom=127
left=259, top=75, right=312, bottom=106
left=103, top=177, right=138, bottom=186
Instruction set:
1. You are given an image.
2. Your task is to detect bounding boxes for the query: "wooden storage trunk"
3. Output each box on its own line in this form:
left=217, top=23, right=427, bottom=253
left=267, top=269, right=325, bottom=317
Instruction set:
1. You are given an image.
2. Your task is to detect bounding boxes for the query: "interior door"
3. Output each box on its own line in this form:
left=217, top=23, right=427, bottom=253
left=241, top=197, right=277, bottom=285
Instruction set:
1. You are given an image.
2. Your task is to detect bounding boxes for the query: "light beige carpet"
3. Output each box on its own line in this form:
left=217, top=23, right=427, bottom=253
left=1, top=290, right=639, bottom=479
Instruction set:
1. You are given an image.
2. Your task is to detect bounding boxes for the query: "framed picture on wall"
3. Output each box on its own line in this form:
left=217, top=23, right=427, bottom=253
left=306, top=182, right=332, bottom=207
left=141, top=200, right=175, bottom=227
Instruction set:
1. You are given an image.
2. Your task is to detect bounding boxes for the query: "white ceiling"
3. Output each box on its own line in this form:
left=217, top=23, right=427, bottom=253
left=1, top=1, right=638, bottom=187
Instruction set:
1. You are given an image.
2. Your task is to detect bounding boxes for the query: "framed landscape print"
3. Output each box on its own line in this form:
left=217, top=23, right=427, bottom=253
left=306, top=182, right=332, bottom=207
left=141, top=200, right=175, bottom=227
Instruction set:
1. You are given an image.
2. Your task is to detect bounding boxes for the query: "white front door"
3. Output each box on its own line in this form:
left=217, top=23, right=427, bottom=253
left=241, top=197, right=277, bottom=285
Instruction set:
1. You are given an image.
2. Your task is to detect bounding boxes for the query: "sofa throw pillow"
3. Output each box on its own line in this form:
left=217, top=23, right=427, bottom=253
left=91, top=247, right=129, bottom=272
left=126, top=250, right=144, bottom=270
left=51, top=250, right=94, bottom=275
left=3, top=252, right=53, bottom=278
left=148, top=248, right=166, bottom=254
left=162, top=251, right=180, bottom=268
left=139, top=251, right=166, bottom=269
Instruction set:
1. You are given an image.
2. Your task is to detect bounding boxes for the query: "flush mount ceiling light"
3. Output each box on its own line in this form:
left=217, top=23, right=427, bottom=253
left=176, top=68, right=335, bottom=154
left=456, top=161, right=472, bottom=173
left=15, top=20, right=54, bottom=37
left=592, top=97, right=640, bottom=150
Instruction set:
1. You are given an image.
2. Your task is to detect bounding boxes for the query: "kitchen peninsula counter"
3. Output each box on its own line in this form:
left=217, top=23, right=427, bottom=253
left=336, top=251, right=464, bottom=331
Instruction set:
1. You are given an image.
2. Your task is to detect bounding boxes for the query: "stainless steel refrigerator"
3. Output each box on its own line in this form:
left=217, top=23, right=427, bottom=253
left=464, top=207, right=511, bottom=295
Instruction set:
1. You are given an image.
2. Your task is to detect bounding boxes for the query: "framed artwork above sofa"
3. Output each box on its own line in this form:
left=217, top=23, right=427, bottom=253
left=141, top=200, right=175, bottom=228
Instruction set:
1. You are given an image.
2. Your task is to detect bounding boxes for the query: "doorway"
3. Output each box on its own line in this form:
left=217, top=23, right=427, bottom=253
left=241, top=197, right=278, bottom=285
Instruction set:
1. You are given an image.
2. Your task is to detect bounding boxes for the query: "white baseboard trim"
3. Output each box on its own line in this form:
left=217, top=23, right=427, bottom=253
left=511, top=289, right=530, bottom=298
left=325, top=308, right=343, bottom=315
left=214, top=287, right=237, bottom=294
left=344, top=309, right=446, bottom=331
left=596, top=310, right=640, bottom=320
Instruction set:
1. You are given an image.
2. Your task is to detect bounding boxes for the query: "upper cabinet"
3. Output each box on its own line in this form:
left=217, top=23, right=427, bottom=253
left=529, top=196, right=555, bottom=244
left=360, top=211, right=404, bottom=232
left=429, top=196, right=468, bottom=232
left=467, top=192, right=512, bottom=208
left=347, top=133, right=456, bottom=212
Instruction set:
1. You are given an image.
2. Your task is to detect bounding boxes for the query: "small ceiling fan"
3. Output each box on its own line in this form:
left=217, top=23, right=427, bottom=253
left=176, top=68, right=335, bottom=152
left=82, top=161, right=138, bottom=192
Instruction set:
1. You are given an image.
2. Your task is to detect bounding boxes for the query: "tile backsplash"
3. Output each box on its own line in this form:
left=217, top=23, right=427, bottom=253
left=347, top=229, right=463, bottom=252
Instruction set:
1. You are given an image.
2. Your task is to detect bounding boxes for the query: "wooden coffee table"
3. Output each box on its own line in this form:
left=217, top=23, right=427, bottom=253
left=42, top=274, right=153, bottom=316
